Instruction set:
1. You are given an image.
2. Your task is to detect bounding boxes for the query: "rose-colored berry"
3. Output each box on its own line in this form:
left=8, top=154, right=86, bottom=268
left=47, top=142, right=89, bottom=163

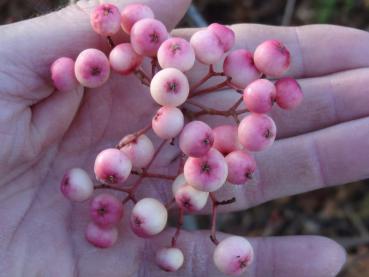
left=254, top=40, right=290, bottom=77
left=223, top=49, right=261, bottom=89
left=156, top=247, right=184, bottom=272
left=184, top=148, right=228, bottom=192
left=120, top=4, right=154, bottom=34
left=238, top=114, right=277, bottom=152
left=190, top=29, right=224, bottom=65
left=75, top=48, right=110, bottom=88
left=130, top=198, right=168, bottom=238
left=243, top=79, right=276, bottom=113
left=119, top=134, right=154, bottom=168
left=213, top=236, right=254, bottom=276
left=90, top=3, right=121, bottom=36
left=94, top=148, right=132, bottom=184
left=85, top=222, right=118, bottom=249
left=152, top=106, right=184, bottom=139
left=225, top=151, right=256, bottom=185
left=51, top=57, right=79, bottom=92
left=90, top=193, right=124, bottom=229
left=275, top=77, right=303, bottom=110
left=172, top=174, right=209, bottom=212
left=208, top=23, right=235, bottom=52
left=179, top=121, right=214, bottom=158
left=130, top=18, right=169, bottom=57
left=60, top=168, right=94, bottom=202
left=150, top=68, right=189, bottom=107
left=157, top=37, right=195, bottom=72
left=109, top=43, right=143, bottom=75
left=213, top=125, right=242, bottom=155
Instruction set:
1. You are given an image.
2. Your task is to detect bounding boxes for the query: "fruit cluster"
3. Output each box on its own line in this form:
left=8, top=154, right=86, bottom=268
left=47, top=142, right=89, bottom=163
left=53, top=3, right=303, bottom=275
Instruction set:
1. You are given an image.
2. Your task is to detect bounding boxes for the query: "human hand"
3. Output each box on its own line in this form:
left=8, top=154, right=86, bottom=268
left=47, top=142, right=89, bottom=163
left=2, top=0, right=368, bottom=275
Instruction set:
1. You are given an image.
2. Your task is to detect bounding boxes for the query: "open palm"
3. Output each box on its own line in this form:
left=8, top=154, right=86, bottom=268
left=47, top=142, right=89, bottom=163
left=2, top=0, right=369, bottom=276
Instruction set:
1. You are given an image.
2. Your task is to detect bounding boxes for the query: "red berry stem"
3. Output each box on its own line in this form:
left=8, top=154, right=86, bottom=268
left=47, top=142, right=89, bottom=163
left=94, top=183, right=130, bottom=193
left=165, top=197, right=176, bottom=210
left=133, top=67, right=151, bottom=86
left=122, top=139, right=168, bottom=204
left=209, top=192, right=220, bottom=245
left=151, top=57, right=160, bottom=77
left=190, top=65, right=225, bottom=92
left=116, top=123, right=152, bottom=149
left=131, top=170, right=177, bottom=180
left=107, top=36, right=116, bottom=48
left=189, top=79, right=230, bottom=98
left=171, top=207, right=184, bottom=247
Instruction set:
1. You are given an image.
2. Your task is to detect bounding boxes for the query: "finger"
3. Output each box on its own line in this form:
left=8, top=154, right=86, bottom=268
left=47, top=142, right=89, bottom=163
left=216, top=115, right=369, bottom=212
left=174, top=24, right=369, bottom=79
left=1, top=0, right=191, bottom=97
left=192, top=67, right=369, bottom=139
left=148, top=231, right=346, bottom=277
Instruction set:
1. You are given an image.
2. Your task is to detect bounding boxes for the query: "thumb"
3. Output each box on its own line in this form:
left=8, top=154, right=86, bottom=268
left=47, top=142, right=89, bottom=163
left=1, top=0, right=191, bottom=80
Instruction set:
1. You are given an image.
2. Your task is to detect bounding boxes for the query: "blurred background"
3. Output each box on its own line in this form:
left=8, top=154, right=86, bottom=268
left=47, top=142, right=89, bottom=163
left=1, top=0, right=369, bottom=276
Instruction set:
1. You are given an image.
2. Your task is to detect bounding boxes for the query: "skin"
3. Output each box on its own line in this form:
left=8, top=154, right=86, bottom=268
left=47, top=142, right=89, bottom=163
left=3, top=0, right=369, bottom=275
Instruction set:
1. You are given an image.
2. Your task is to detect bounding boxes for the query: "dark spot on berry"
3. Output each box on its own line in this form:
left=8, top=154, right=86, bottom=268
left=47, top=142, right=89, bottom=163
left=170, top=43, right=181, bottom=54
left=167, top=82, right=177, bottom=93
left=91, top=67, right=101, bottom=76
left=107, top=175, right=116, bottom=184
left=201, top=162, right=211, bottom=174
left=134, top=216, right=142, bottom=226
left=149, top=32, right=159, bottom=43
left=264, top=129, right=273, bottom=139
left=154, top=111, right=162, bottom=121
left=103, top=7, right=113, bottom=16
left=98, top=206, right=107, bottom=216
left=239, top=257, right=250, bottom=269
left=245, top=171, right=253, bottom=180
left=182, top=198, right=192, bottom=209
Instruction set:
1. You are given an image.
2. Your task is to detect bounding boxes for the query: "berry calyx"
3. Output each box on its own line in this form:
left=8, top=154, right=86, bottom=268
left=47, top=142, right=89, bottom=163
left=90, top=193, right=124, bottom=229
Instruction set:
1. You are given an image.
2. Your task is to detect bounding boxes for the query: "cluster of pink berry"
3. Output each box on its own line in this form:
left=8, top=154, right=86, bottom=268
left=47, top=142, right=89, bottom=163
left=53, top=2, right=303, bottom=276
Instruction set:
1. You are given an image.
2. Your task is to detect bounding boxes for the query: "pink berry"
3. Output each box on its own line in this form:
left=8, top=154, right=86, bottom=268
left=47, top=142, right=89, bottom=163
left=109, top=43, right=143, bottom=75
left=238, top=114, right=276, bottom=152
left=120, top=4, right=154, bottom=34
left=275, top=77, right=303, bottom=110
left=119, top=134, right=154, bottom=168
left=130, top=18, right=169, bottom=57
left=152, top=107, right=184, bottom=139
left=157, top=37, right=195, bottom=72
left=213, top=236, right=254, bottom=276
left=243, top=79, right=276, bottom=113
left=223, top=49, right=261, bottom=89
left=184, top=148, right=228, bottom=192
left=74, top=48, right=110, bottom=88
left=51, top=57, right=79, bottom=92
left=190, top=29, right=224, bottom=65
left=60, top=168, right=94, bottom=202
left=150, top=68, right=189, bottom=107
left=179, top=121, right=214, bottom=157
left=172, top=174, right=209, bottom=212
left=85, top=222, right=118, bottom=249
left=208, top=23, right=235, bottom=52
left=130, top=198, right=168, bottom=238
left=90, top=3, right=121, bottom=36
left=175, top=183, right=209, bottom=212
left=225, top=151, right=256, bottom=185
left=156, top=247, right=184, bottom=272
left=213, top=125, right=242, bottom=155
left=90, top=193, right=124, bottom=229
left=254, top=40, right=290, bottom=77
left=94, top=148, right=132, bottom=184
